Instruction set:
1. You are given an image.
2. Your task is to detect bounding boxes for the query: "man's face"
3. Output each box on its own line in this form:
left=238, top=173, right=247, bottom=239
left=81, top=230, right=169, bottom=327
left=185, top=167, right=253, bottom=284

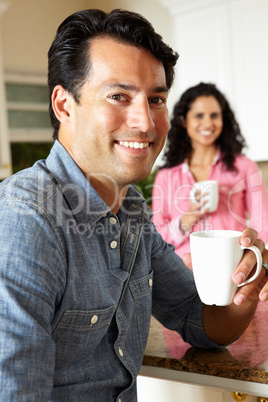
left=59, top=37, right=170, bottom=189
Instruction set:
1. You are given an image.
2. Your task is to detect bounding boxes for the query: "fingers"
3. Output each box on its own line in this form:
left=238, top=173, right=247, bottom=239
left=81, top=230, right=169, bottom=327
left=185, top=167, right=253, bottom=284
left=194, top=190, right=210, bottom=202
left=232, top=238, right=265, bottom=286
left=259, top=282, right=268, bottom=301
left=233, top=228, right=264, bottom=285
left=189, top=198, right=209, bottom=218
left=194, top=190, right=204, bottom=203
left=259, top=249, right=268, bottom=301
left=233, top=266, right=266, bottom=305
left=240, top=227, right=259, bottom=247
left=231, top=229, right=267, bottom=305
left=181, top=199, right=209, bottom=232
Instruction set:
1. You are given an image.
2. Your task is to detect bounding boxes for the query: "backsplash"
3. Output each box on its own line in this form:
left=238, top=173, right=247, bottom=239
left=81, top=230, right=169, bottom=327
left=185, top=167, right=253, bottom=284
left=258, top=161, right=268, bottom=190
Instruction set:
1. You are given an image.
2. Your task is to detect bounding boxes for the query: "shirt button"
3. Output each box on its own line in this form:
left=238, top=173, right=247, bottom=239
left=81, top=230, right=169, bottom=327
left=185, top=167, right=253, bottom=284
left=91, top=315, right=98, bottom=324
left=110, top=240, right=117, bottom=249
left=109, top=217, right=117, bottom=224
left=149, top=278, right=153, bottom=287
left=118, top=347, right=124, bottom=357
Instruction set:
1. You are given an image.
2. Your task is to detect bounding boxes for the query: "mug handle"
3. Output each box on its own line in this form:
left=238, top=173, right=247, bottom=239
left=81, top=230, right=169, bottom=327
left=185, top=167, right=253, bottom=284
left=237, top=245, right=262, bottom=287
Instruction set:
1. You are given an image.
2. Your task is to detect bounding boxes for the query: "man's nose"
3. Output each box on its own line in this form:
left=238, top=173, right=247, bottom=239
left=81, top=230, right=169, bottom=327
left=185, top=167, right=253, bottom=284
left=127, top=100, right=155, bottom=132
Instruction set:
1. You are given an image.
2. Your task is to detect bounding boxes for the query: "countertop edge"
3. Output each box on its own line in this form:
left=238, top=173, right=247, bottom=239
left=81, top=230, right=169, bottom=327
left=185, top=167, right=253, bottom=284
left=139, top=365, right=268, bottom=397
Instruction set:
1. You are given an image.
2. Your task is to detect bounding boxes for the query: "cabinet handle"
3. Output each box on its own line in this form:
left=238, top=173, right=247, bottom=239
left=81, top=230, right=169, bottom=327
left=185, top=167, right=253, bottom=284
left=232, top=393, right=248, bottom=401
left=257, top=398, right=268, bottom=402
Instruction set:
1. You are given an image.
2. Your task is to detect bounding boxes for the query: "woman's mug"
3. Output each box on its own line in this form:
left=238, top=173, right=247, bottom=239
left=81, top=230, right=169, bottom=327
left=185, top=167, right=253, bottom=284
left=190, top=180, right=219, bottom=213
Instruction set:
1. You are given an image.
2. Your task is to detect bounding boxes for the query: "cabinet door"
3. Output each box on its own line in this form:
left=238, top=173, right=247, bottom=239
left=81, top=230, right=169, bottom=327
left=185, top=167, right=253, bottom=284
left=167, top=0, right=268, bottom=162
left=137, top=375, right=225, bottom=401
left=230, top=0, right=268, bottom=161
left=0, top=4, right=12, bottom=179
left=172, top=3, right=233, bottom=102
left=137, top=375, right=257, bottom=401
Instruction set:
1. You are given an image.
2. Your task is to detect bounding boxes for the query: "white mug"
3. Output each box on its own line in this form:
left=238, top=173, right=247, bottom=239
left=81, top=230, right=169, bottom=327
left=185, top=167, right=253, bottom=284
left=190, top=180, right=219, bottom=213
left=190, top=230, right=262, bottom=306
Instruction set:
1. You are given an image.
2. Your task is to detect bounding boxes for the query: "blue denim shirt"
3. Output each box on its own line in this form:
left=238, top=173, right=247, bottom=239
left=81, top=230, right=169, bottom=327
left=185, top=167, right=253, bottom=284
left=0, top=141, right=218, bottom=401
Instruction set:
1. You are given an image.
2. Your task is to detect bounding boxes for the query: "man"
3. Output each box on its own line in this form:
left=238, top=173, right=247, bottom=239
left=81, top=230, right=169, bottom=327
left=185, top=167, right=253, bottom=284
left=0, top=9, right=267, bottom=401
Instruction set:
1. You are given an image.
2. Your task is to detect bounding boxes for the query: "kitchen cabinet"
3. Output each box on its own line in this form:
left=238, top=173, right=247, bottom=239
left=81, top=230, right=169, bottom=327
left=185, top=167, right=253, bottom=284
left=137, top=376, right=257, bottom=401
left=0, top=0, right=11, bottom=179
left=159, top=0, right=268, bottom=162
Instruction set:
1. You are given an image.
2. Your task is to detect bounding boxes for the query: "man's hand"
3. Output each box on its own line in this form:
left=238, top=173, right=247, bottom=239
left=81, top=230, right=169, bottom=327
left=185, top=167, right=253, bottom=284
left=183, top=228, right=268, bottom=345
left=232, top=228, right=268, bottom=304
left=183, top=227, right=268, bottom=304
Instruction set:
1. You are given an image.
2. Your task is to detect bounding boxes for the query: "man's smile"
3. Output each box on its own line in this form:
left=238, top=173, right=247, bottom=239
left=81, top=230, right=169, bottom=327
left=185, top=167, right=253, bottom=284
left=118, top=141, right=150, bottom=149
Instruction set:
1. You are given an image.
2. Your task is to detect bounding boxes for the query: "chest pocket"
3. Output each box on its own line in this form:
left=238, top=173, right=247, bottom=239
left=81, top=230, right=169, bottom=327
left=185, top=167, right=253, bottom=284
left=129, top=270, right=153, bottom=351
left=52, top=305, right=116, bottom=372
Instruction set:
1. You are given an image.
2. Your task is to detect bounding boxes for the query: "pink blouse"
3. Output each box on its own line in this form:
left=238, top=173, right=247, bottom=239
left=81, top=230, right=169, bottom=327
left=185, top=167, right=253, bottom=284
left=152, top=152, right=268, bottom=257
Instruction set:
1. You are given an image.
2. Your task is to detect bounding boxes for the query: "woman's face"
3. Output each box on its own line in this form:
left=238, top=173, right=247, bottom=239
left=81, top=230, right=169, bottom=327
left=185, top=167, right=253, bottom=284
left=183, top=95, right=223, bottom=148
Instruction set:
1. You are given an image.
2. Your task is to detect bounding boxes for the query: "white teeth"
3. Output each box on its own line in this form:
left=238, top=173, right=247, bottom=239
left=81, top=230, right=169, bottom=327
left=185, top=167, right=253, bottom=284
left=200, top=130, right=212, bottom=136
left=119, top=141, right=149, bottom=149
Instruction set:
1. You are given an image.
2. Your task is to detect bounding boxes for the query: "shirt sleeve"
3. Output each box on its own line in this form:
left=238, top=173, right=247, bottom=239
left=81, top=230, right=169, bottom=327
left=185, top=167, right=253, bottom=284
left=0, top=199, right=66, bottom=400
left=152, top=169, right=190, bottom=248
left=150, top=223, right=221, bottom=349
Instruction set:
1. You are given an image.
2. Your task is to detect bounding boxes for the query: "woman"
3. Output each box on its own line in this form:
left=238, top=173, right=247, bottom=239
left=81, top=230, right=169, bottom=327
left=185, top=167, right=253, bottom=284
left=152, top=82, right=268, bottom=256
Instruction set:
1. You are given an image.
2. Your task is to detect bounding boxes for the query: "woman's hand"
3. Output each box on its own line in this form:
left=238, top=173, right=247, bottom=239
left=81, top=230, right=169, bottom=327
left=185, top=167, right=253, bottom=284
left=180, top=190, right=209, bottom=233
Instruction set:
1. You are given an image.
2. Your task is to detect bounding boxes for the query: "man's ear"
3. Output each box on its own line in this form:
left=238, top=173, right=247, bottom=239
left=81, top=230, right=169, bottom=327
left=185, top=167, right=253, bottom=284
left=51, top=85, right=73, bottom=127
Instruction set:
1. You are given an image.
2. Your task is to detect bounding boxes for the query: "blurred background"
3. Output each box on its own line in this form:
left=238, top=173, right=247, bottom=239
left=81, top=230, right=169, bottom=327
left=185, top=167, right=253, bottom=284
left=0, top=0, right=267, bottom=187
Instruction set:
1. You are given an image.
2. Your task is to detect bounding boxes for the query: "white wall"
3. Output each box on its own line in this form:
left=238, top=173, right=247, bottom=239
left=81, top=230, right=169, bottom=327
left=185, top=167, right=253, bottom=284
left=2, top=0, right=87, bottom=73
left=1, top=0, right=171, bottom=74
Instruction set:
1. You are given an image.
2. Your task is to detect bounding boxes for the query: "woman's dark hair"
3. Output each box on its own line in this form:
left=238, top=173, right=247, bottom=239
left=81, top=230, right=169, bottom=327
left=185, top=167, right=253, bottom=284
left=48, top=8, right=179, bottom=139
left=162, top=82, right=246, bottom=171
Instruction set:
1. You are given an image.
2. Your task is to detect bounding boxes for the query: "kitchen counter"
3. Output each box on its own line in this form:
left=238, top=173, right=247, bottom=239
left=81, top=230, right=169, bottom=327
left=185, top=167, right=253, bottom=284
left=140, top=302, right=268, bottom=396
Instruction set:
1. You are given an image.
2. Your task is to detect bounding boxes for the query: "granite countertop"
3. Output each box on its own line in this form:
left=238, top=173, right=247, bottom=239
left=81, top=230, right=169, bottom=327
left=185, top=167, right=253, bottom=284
left=142, top=302, right=268, bottom=385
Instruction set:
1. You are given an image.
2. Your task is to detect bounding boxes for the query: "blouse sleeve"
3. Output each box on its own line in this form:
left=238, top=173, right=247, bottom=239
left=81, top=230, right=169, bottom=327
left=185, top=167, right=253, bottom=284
left=152, top=168, right=190, bottom=248
left=243, top=157, right=268, bottom=244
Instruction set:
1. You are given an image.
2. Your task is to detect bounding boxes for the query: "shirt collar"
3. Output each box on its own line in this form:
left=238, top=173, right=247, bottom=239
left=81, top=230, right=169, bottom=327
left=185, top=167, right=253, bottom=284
left=46, top=141, right=149, bottom=227
left=182, top=149, right=221, bottom=172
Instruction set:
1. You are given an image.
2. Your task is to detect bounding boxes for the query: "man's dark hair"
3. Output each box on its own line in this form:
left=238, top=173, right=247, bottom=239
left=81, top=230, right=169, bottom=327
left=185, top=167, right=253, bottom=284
left=162, top=82, right=247, bottom=171
left=48, top=8, right=179, bottom=139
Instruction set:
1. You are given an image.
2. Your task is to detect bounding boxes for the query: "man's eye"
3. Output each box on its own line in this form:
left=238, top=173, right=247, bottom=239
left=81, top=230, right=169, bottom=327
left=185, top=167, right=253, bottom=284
left=149, top=97, right=165, bottom=105
left=109, top=94, right=127, bottom=101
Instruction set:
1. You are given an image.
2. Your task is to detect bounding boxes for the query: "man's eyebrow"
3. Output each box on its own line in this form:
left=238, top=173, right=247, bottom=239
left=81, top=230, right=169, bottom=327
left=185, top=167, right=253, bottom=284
left=153, top=85, right=169, bottom=93
left=103, top=83, right=168, bottom=93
